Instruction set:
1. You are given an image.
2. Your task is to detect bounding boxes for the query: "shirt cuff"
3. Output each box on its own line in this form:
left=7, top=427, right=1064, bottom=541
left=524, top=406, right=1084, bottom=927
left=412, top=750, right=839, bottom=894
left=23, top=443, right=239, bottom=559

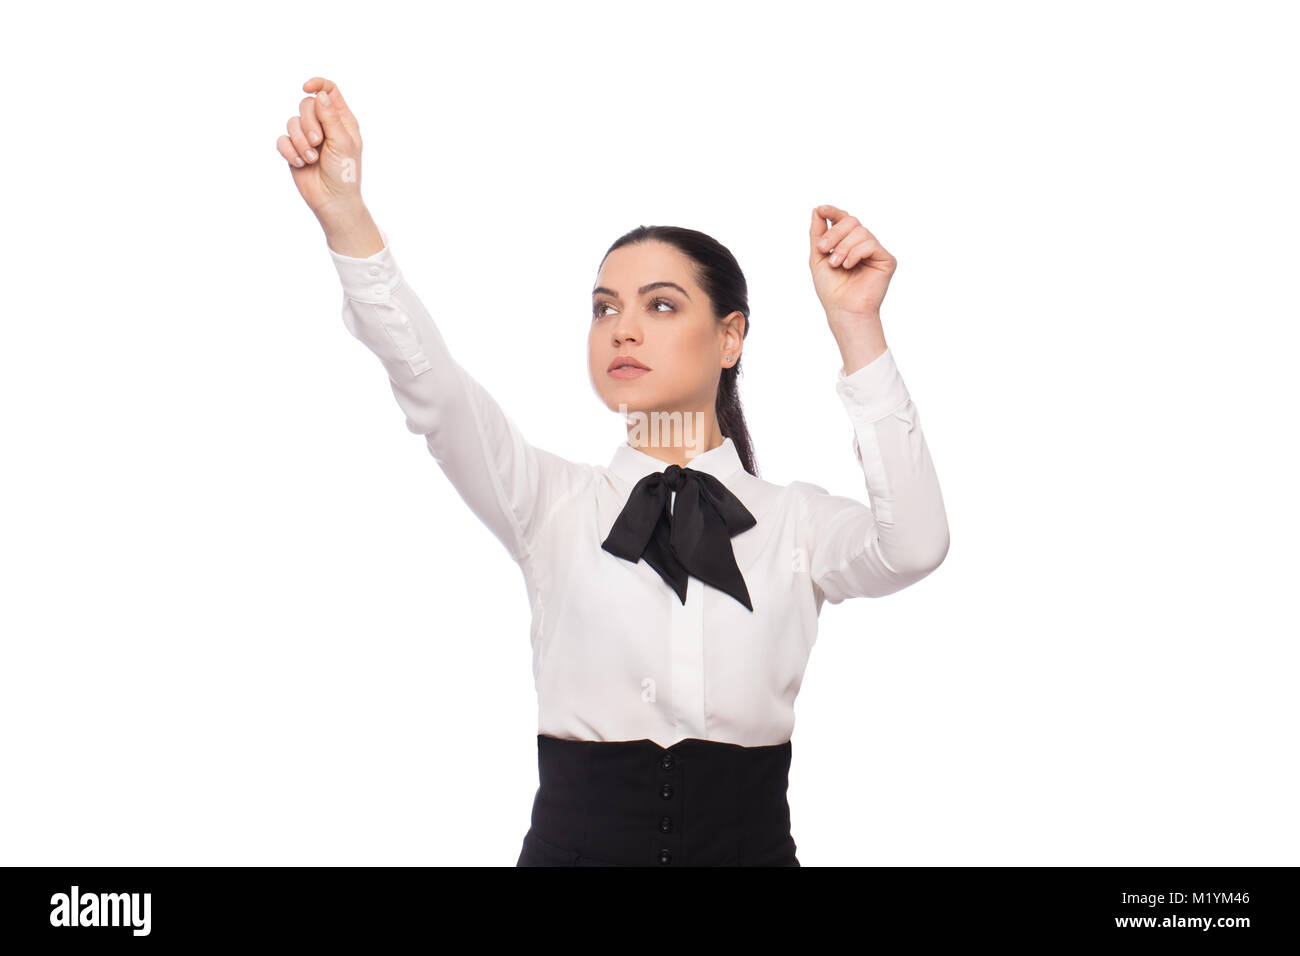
left=835, top=346, right=910, bottom=423
left=327, top=227, right=401, bottom=303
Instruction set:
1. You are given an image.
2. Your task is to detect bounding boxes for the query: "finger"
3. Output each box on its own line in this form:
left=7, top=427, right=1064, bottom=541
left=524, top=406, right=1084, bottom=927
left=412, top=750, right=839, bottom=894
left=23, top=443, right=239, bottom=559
left=844, top=224, right=871, bottom=244
left=302, top=75, right=337, bottom=95
left=815, top=206, right=860, bottom=256
left=809, top=208, right=829, bottom=265
left=299, top=96, right=323, bottom=147
left=839, top=239, right=879, bottom=270
left=276, top=134, right=306, bottom=168
left=844, top=239, right=897, bottom=272
left=311, top=87, right=351, bottom=146
left=287, top=116, right=317, bottom=164
left=827, top=224, right=871, bottom=265
left=303, top=76, right=360, bottom=142
left=809, top=206, right=829, bottom=242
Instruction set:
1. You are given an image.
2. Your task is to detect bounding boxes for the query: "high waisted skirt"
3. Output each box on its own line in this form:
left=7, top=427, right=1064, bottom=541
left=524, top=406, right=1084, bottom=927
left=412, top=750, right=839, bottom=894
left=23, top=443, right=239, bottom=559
left=516, top=732, right=800, bottom=866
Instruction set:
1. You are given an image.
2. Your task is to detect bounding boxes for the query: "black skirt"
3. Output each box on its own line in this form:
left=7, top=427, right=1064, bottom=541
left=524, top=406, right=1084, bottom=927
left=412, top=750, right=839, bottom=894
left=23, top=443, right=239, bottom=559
left=516, top=732, right=800, bottom=867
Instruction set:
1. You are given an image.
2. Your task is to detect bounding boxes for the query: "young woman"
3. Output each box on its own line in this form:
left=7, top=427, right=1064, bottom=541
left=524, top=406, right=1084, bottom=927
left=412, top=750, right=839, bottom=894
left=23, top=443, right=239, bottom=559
left=276, top=77, right=950, bottom=867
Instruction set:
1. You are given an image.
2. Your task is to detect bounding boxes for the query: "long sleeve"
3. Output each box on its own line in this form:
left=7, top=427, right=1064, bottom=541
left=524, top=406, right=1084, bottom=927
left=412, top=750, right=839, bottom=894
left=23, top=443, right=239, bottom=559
left=329, top=229, right=582, bottom=566
left=796, top=346, right=950, bottom=604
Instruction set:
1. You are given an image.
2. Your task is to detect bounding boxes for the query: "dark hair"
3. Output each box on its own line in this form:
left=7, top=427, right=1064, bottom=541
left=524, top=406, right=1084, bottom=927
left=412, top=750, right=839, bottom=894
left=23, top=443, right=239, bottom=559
left=599, top=225, right=758, bottom=477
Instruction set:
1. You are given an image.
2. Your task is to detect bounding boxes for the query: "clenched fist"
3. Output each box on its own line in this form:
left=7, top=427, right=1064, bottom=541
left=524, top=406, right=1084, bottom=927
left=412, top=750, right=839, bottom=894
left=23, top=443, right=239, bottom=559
left=276, top=77, right=366, bottom=225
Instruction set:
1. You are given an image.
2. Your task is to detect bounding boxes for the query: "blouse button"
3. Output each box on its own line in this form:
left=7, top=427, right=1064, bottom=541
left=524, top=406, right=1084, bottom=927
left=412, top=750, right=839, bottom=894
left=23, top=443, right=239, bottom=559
left=367, top=265, right=382, bottom=276
left=658, top=849, right=673, bottom=865
left=660, top=815, right=673, bottom=833
left=660, top=754, right=676, bottom=771
left=660, top=783, right=674, bottom=800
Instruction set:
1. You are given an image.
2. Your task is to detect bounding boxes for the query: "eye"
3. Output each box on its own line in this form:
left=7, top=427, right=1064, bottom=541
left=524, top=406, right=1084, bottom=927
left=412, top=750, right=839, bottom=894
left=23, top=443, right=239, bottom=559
left=591, top=297, right=678, bottom=321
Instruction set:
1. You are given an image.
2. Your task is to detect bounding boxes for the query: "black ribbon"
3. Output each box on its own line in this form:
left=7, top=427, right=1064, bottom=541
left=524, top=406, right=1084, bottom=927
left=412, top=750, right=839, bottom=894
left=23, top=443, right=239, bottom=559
left=601, top=463, right=757, bottom=611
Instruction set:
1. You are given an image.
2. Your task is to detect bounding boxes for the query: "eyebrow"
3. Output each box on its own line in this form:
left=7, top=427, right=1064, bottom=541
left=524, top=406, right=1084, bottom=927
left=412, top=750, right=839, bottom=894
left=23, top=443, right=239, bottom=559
left=592, top=281, right=692, bottom=301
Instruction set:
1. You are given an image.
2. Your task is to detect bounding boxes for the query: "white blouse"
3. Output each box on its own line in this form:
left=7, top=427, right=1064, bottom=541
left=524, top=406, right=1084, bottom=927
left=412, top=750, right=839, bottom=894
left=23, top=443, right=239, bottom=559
left=329, top=230, right=950, bottom=749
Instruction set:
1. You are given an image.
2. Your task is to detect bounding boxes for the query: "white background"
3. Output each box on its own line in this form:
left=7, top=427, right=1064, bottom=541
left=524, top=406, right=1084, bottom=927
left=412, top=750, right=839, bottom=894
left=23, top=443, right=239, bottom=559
left=2, top=0, right=1296, bottom=866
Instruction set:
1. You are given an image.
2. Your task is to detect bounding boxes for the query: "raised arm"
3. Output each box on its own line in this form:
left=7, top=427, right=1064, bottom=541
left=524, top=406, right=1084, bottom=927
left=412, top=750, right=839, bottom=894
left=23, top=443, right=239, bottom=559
left=276, top=77, right=584, bottom=565
left=797, top=205, right=950, bottom=604
left=328, top=231, right=584, bottom=564
left=795, top=346, right=949, bottom=603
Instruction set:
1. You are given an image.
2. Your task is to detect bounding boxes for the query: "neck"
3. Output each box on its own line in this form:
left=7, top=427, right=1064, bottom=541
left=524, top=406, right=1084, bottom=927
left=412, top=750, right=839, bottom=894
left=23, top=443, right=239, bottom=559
left=625, top=409, right=723, bottom=468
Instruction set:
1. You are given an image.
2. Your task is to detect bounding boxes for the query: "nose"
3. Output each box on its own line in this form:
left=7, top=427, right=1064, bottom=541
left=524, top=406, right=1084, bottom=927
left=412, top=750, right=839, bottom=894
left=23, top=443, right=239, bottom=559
left=612, top=322, right=640, bottom=347
left=610, top=307, right=642, bottom=346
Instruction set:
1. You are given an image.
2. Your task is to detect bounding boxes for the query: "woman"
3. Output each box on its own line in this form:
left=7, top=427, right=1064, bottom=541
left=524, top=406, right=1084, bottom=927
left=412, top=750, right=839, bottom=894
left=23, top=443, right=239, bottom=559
left=276, top=77, right=951, bottom=866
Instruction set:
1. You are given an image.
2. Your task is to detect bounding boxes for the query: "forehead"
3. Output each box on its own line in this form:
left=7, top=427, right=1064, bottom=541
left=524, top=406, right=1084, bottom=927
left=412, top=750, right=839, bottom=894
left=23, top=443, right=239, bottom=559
left=596, top=241, right=696, bottom=293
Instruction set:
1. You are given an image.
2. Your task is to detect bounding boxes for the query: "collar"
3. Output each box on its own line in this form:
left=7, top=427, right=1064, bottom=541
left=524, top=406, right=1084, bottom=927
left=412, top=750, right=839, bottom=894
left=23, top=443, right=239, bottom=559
left=608, top=435, right=744, bottom=485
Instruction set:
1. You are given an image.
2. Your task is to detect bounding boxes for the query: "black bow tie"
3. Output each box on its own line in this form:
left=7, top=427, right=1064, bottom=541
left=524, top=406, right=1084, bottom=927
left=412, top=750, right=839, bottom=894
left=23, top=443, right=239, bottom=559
left=601, top=462, right=757, bottom=611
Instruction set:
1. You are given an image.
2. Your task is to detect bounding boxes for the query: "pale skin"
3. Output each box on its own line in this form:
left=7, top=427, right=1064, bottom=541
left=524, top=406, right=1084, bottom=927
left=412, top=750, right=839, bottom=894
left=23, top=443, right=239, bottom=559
left=277, top=77, right=895, bottom=468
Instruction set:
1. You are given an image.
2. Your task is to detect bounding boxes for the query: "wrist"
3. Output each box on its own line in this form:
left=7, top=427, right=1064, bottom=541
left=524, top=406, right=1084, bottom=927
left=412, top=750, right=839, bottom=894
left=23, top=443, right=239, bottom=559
left=320, top=203, right=384, bottom=258
left=318, top=197, right=370, bottom=230
left=826, top=306, right=882, bottom=328
left=826, top=310, right=887, bottom=374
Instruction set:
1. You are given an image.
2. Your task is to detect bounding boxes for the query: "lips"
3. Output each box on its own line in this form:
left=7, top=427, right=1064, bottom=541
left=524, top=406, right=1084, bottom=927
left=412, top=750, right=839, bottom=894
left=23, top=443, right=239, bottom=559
left=608, top=356, right=650, bottom=372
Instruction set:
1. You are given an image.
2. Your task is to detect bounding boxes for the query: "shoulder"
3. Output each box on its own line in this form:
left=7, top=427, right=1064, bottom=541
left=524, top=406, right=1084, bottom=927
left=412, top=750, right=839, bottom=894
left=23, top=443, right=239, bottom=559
left=537, top=446, right=600, bottom=482
left=536, top=450, right=602, bottom=508
left=785, top=478, right=832, bottom=498
left=737, top=470, right=831, bottom=500
left=729, top=470, right=832, bottom=518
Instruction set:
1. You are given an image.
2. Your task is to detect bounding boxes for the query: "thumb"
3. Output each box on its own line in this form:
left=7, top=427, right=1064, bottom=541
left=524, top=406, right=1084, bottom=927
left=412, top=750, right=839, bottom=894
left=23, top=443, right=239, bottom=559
left=808, top=207, right=828, bottom=262
left=315, top=89, right=349, bottom=144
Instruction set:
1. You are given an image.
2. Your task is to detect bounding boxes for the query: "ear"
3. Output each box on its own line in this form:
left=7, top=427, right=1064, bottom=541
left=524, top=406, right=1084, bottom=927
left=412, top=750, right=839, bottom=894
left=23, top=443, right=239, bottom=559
left=724, top=311, right=746, bottom=357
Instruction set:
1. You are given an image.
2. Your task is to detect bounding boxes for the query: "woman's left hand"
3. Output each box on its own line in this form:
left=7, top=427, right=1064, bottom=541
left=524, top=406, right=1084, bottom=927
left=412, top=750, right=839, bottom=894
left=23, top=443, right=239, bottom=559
left=808, top=204, right=897, bottom=323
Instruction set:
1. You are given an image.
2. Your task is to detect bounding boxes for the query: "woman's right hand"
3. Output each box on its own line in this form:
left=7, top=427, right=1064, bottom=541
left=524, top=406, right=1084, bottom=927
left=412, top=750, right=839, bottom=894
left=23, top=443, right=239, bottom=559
left=276, top=76, right=365, bottom=226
